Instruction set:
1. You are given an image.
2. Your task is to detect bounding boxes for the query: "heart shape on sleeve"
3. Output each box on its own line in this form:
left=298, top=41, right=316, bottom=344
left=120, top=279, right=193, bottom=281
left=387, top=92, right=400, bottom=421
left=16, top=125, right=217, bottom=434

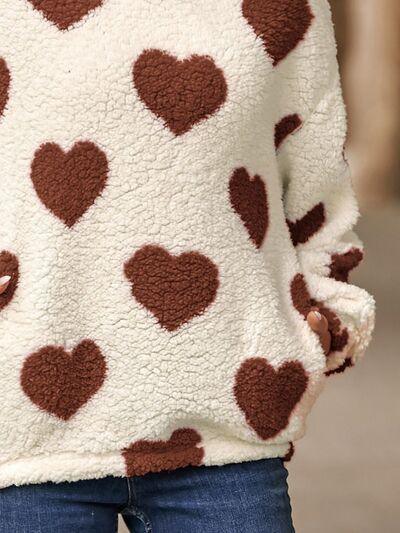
left=286, top=203, right=326, bottom=247
left=229, top=167, right=269, bottom=249
left=275, top=114, right=302, bottom=150
left=242, top=0, right=314, bottom=65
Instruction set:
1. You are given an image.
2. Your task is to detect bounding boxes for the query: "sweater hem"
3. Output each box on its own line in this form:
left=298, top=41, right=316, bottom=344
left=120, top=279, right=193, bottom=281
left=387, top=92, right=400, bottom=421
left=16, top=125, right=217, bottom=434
left=0, top=440, right=292, bottom=489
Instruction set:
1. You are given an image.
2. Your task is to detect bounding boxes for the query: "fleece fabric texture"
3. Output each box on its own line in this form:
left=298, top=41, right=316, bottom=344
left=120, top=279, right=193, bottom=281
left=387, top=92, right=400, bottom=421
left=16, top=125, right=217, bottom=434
left=0, top=0, right=375, bottom=488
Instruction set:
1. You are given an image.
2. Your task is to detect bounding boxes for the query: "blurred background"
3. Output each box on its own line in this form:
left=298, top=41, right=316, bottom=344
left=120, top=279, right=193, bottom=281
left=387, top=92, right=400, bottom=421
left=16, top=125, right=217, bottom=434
left=121, top=2, right=400, bottom=531
left=291, top=1, right=400, bottom=532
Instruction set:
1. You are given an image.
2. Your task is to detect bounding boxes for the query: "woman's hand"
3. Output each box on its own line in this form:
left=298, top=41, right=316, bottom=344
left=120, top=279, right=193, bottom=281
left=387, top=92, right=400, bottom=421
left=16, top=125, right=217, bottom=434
left=0, top=275, right=11, bottom=295
left=307, top=309, right=331, bottom=355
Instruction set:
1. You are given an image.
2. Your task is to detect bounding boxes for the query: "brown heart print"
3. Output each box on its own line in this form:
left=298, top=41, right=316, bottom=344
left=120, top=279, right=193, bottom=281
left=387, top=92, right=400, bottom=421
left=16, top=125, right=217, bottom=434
left=0, top=251, right=19, bottom=311
left=329, top=248, right=364, bottom=283
left=286, top=202, right=326, bottom=247
left=30, top=141, right=108, bottom=227
left=124, top=245, right=219, bottom=331
left=133, top=49, right=228, bottom=136
left=275, top=114, right=302, bottom=150
left=122, top=428, right=204, bottom=477
left=0, top=58, right=10, bottom=118
left=28, top=0, right=103, bottom=30
left=290, top=273, right=349, bottom=353
left=234, top=357, right=308, bottom=440
left=21, top=339, right=107, bottom=420
left=242, top=0, right=314, bottom=65
left=325, top=357, right=354, bottom=377
left=229, top=167, right=269, bottom=249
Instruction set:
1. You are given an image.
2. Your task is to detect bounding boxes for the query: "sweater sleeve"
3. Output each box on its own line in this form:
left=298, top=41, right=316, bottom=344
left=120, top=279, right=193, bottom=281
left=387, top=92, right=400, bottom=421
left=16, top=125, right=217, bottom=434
left=279, top=28, right=375, bottom=375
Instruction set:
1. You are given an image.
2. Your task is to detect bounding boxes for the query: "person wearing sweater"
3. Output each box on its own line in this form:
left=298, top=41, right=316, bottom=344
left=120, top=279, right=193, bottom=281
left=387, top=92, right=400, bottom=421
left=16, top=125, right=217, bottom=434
left=0, top=1, right=375, bottom=531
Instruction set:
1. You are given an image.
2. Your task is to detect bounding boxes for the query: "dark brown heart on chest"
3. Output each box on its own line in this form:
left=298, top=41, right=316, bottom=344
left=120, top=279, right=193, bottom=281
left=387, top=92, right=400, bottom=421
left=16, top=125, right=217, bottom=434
left=242, top=0, right=314, bottom=65
left=0, top=58, right=10, bottom=118
left=21, top=339, right=107, bottom=420
left=133, top=49, right=228, bottom=136
left=28, top=0, right=103, bottom=30
left=124, top=245, right=219, bottom=331
left=30, top=141, right=108, bottom=227
left=234, top=357, right=308, bottom=440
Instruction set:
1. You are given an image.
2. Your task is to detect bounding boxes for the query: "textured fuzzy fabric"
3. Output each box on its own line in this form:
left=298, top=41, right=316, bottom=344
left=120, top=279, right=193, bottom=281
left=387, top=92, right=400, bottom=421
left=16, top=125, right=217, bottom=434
left=329, top=248, right=364, bottom=283
left=0, top=0, right=375, bottom=488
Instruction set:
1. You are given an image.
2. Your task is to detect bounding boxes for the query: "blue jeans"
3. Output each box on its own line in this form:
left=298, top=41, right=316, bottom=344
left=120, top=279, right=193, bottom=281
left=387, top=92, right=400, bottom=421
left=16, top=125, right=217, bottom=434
left=0, top=458, right=294, bottom=532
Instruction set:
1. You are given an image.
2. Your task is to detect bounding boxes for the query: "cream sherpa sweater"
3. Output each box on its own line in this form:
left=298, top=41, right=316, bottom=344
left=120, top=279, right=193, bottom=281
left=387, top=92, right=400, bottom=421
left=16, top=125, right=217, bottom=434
left=0, top=0, right=374, bottom=488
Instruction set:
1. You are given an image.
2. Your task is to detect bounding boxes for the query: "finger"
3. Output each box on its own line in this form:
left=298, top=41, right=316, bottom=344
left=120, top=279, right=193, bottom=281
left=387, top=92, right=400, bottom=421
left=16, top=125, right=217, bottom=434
left=320, top=329, right=332, bottom=355
left=0, top=275, right=11, bottom=295
left=307, top=310, right=329, bottom=334
left=307, top=310, right=331, bottom=355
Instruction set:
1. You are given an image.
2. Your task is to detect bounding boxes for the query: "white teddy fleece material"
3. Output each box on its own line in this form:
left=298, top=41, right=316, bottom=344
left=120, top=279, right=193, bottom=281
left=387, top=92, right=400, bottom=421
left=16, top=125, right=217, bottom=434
left=0, top=0, right=374, bottom=488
